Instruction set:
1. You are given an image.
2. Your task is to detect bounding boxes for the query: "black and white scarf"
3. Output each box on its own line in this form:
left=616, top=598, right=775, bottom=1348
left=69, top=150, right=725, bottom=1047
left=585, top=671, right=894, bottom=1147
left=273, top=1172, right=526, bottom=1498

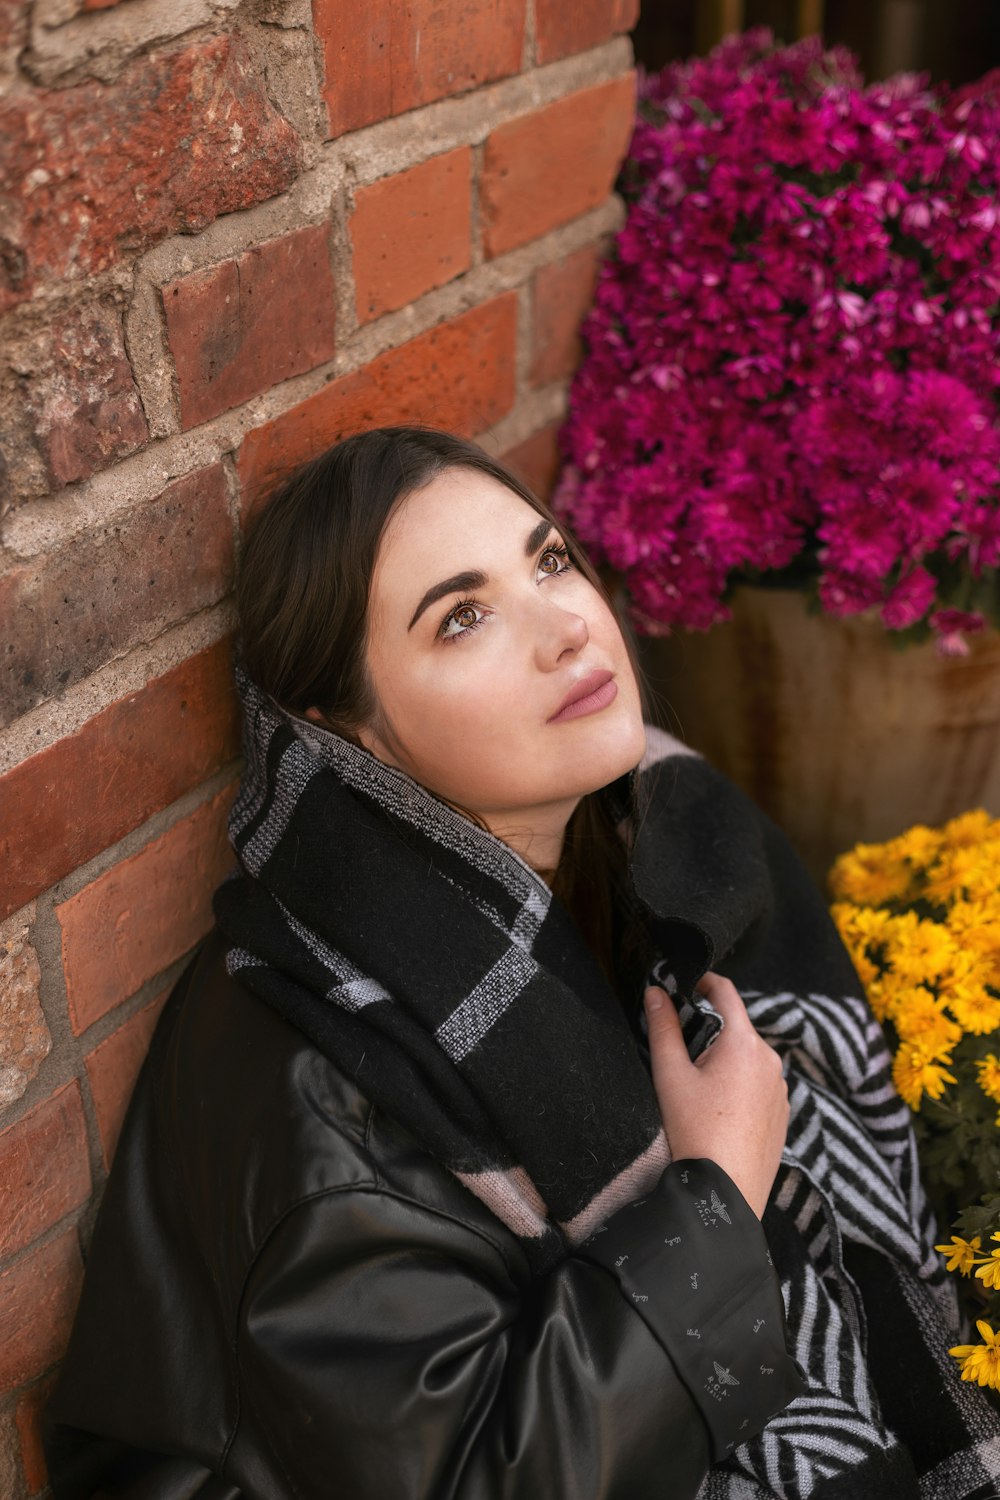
left=214, top=671, right=1000, bottom=1499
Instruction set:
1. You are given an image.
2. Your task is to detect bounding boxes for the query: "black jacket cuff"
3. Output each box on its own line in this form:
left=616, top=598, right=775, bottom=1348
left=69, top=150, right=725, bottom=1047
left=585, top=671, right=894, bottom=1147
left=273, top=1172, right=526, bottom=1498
left=579, top=1157, right=805, bottom=1461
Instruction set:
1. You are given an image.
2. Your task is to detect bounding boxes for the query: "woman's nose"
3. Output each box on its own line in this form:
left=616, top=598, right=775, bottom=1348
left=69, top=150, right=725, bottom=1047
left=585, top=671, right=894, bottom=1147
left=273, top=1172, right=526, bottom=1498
left=534, top=599, right=589, bottom=670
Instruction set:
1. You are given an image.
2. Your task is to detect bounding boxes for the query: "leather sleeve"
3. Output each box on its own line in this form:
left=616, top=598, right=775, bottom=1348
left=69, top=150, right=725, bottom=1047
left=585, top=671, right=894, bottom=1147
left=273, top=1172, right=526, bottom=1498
left=233, top=1159, right=802, bottom=1500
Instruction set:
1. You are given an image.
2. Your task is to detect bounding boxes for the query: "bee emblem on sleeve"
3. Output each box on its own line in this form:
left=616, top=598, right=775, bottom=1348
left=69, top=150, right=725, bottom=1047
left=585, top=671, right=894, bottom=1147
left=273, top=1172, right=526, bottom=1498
left=709, top=1189, right=732, bottom=1225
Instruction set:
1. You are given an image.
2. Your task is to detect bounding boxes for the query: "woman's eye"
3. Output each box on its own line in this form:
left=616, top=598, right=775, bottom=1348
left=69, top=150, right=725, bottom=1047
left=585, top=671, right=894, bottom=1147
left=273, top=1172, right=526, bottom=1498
left=440, top=602, right=484, bottom=640
left=538, top=545, right=571, bottom=577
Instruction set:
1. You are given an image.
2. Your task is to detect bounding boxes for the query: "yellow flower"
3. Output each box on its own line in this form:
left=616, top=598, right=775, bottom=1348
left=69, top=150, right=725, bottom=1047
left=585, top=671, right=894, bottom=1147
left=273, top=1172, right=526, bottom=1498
left=886, top=918, right=958, bottom=985
left=934, top=1234, right=982, bottom=1275
left=851, top=950, right=880, bottom=988
left=924, top=846, right=990, bottom=906
left=950, top=1320, right=1000, bottom=1389
left=976, top=1054, right=1000, bottom=1105
left=828, top=845, right=914, bottom=906
left=938, top=945, right=998, bottom=992
left=975, top=1236, right=1000, bottom=1291
left=888, top=823, right=944, bottom=868
left=863, top=979, right=894, bottom=1024
left=891, top=989, right=961, bottom=1052
left=942, top=809, right=994, bottom=847
left=891, top=1042, right=957, bottom=1110
left=947, top=899, right=1000, bottom=958
left=943, top=981, right=1000, bottom=1036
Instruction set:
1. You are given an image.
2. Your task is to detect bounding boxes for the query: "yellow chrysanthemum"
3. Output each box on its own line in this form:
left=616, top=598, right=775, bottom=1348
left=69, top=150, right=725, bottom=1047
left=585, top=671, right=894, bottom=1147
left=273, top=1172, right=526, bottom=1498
left=887, top=823, right=944, bottom=868
left=924, top=846, right=990, bottom=906
left=942, top=809, right=994, bottom=848
left=934, top=1234, right=982, bottom=1275
left=828, top=846, right=914, bottom=906
left=947, top=899, right=1000, bottom=958
left=938, top=946, right=998, bottom=993
left=851, top=950, right=880, bottom=988
left=944, top=981, right=1000, bottom=1036
left=976, top=1054, right=1000, bottom=1105
left=975, top=1236, right=1000, bottom=1291
left=891, top=1041, right=957, bottom=1110
left=863, top=979, right=893, bottom=1024
left=886, top=918, right=958, bottom=985
left=950, top=1320, right=1000, bottom=1389
left=892, top=989, right=962, bottom=1052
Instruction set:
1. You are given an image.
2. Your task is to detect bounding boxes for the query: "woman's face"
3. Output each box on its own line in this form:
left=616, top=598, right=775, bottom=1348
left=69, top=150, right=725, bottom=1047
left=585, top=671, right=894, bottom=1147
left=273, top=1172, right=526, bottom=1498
left=358, top=466, right=646, bottom=841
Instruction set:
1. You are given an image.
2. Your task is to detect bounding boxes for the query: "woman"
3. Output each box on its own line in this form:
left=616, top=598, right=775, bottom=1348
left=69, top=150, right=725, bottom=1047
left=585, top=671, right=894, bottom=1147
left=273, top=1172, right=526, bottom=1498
left=46, top=427, right=999, bottom=1499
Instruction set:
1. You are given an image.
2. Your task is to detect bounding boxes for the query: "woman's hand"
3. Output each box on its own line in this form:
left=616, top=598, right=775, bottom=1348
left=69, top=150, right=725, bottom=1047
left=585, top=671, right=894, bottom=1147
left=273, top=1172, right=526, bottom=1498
left=644, top=973, right=789, bottom=1219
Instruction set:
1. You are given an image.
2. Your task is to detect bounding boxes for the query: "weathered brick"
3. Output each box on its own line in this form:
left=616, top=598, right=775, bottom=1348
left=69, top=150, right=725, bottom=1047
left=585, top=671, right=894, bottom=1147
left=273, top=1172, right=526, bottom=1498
left=238, top=294, right=517, bottom=499
left=0, top=1407, right=19, bottom=1500
left=351, top=149, right=472, bottom=324
left=502, top=421, right=562, bottom=502
left=530, top=242, right=602, bottom=386
left=85, top=992, right=167, bottom=1168
left=13, top=294, right=148, bottom=489
left=0, top=640, right=240, bottom=922
left=16, top=1372, right=57, bottom=1495
left=313, top=0, right=526, bottom=138
left=0, top=0, right=27, bottom=55
left=0, top=1228, right=84, bottom=1394
left=163, top=226, right=337, bottom=430
left=481, top=75, right=635, bottom=259
left=58, top=784, right=236, bottom=1035
left=535, top=0, right=639, bottom=64
left=0, top=937, right=49, bottom=1113
left=0, top=35, right=302, bottom=311
left=2, top=464, right=233, bottom=727
left=0, top=1083, right=91, bottom=1259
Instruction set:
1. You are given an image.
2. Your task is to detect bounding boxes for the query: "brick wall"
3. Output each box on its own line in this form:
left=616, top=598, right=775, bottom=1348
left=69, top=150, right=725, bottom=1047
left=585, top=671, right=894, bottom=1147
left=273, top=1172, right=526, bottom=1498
left=0, top=0, right=637, bottom=1491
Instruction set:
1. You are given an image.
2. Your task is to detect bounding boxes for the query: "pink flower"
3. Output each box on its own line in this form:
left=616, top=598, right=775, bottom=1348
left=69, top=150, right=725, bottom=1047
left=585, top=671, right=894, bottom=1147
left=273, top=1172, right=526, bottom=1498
left=928, top=608, right=989, bottom=656
left=880, top=566, right=937, bottom=628
left=559, top=31, right=1000, bottom=640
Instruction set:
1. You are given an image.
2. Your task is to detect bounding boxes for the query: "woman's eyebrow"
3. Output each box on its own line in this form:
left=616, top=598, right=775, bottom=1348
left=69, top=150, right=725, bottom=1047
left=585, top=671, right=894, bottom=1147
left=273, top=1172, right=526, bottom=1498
left=406, top=518, right=558, bottom=631
left=407, top=569, right=487, bottom=631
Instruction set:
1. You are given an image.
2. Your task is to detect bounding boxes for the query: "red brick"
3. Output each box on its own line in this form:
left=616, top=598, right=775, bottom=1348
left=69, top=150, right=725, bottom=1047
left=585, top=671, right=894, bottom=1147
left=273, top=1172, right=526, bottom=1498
left=58, top=785, right=236, bottom=1035
left=0, top=1084, right=91, bottom=1261
left=163, top=226, right=337, bottom=429
left=502, top=421, right=562, bottom=502
left=20, top=294, right=148, bottom=488
left=16, top=1372, right=57, bottom=1495
left=535, top=0, right=639, bottom=64
left=351, top=149, right=471, bottom=324
left=0, top=36, right=301, bottom=312
left=0, top=640, right=240, bottom=922
left=313, top=0, right=526, bottom=139
left=531, top=243, right=602, bottom=386
left=2, top=464, right=233, bottom=727
left=0, top=1229, right=83, bottom=1394
left=238, top=294, right=517, bottom=500
left=84, top=993, right=168, bottom=1169
left=481, top=75, right=636, bottom=259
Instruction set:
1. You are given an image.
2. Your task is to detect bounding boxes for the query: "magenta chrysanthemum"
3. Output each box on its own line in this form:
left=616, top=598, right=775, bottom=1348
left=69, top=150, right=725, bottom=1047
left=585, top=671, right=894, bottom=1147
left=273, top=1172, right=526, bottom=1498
left=556, top=31, right=1000, bottom=652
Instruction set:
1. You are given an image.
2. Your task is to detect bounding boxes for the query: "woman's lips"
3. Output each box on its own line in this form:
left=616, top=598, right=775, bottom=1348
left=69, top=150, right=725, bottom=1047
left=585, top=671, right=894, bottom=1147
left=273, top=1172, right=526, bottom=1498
left=548, top=670, right=617, bottom=724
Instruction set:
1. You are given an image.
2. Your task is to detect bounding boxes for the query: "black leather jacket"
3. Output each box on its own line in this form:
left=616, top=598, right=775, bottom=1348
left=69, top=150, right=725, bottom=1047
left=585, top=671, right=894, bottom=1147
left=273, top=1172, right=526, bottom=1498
left=46, top=932, right=802, bottom=1500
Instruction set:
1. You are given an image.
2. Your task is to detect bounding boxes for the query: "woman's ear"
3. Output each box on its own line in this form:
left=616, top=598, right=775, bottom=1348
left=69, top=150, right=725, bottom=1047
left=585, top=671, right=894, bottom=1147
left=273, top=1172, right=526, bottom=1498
left=303, top=707, right=325, bottom=724
left=355, top=718, right=402, bottom=770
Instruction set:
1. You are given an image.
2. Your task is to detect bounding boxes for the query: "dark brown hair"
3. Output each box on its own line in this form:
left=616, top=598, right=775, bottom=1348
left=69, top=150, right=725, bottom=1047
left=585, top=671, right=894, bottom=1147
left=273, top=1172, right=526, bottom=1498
left=237, top=425, right=646, bottom=984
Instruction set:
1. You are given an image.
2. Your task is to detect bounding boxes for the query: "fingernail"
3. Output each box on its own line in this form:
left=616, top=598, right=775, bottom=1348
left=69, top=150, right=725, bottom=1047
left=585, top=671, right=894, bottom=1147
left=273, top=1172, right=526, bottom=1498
left=645, top=988, right=663, bottom=1013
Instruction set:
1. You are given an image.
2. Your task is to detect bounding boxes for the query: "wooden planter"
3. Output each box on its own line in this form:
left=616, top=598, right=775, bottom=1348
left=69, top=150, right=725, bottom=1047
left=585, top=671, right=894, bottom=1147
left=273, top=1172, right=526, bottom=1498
left=639, top=586, right=1000, bottom=886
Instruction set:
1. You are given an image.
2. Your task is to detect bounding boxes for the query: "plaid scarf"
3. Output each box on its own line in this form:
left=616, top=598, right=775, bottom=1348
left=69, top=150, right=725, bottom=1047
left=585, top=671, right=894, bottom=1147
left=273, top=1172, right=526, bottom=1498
left=215, top=672, right=1000, bottom=1499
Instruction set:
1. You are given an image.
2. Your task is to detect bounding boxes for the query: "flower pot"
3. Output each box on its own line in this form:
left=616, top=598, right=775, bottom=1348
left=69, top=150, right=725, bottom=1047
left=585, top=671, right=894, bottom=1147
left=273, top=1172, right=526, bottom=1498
left=639, top=586, right=1000, bottom=886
